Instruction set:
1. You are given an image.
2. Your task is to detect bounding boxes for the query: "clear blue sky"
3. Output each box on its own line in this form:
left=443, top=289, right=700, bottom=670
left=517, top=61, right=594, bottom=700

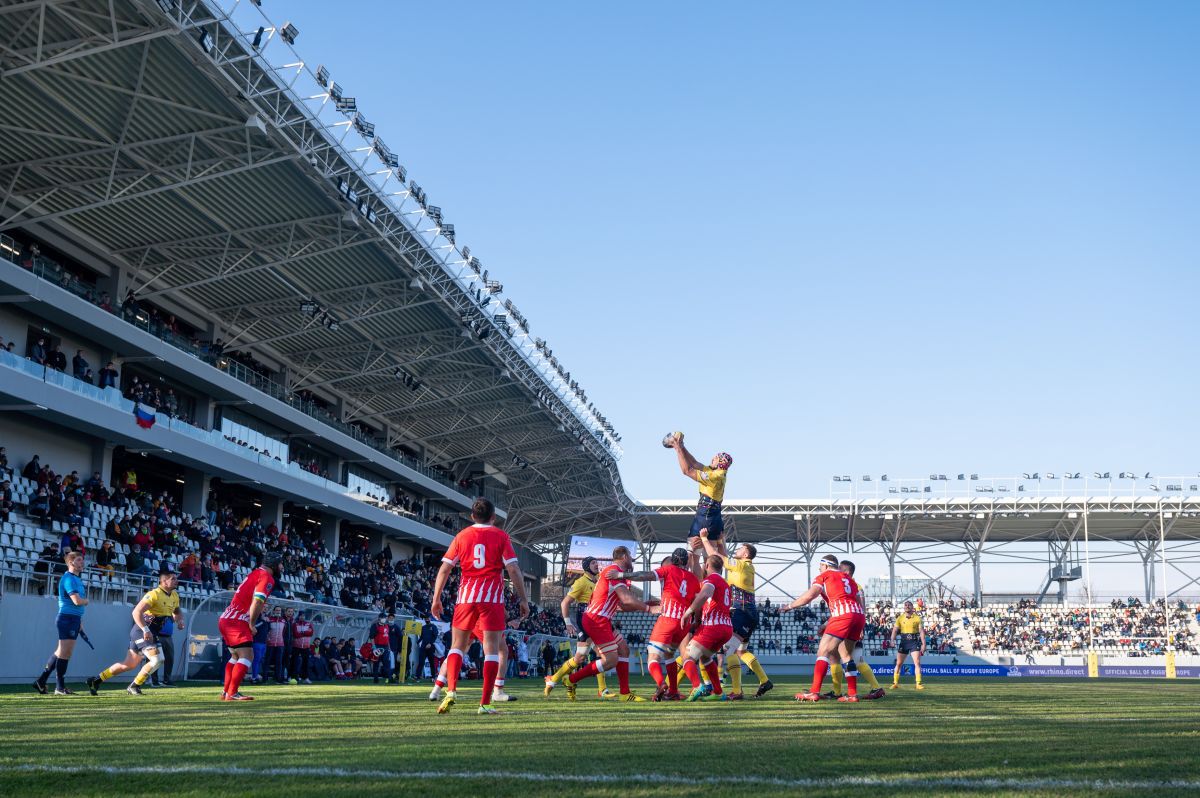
left=279, top=0, right=1199, bottom=591
left=281, top=1, right=1199, bottom=506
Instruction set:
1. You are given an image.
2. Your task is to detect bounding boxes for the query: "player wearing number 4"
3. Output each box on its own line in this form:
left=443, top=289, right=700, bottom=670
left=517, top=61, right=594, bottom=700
left=647, top=548, right=702, bottom=701
left=432, top=498, right=529, bottom=715
left=783, top=554, right=866, bottom=703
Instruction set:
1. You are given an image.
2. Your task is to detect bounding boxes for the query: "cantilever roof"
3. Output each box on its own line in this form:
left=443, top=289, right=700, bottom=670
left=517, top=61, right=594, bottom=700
left=0, top=0, right=630, bottom=545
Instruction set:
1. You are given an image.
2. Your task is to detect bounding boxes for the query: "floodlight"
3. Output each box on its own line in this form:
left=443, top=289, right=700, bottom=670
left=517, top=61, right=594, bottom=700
left=316, top=65, right=330, bottom=86
left=280, top=22, right=299, bottom=44
left=335, top=97, right=357, bottom=114
left=198, top=29, right=214, bottom=53
left=251, top=26, right=265, bottom=49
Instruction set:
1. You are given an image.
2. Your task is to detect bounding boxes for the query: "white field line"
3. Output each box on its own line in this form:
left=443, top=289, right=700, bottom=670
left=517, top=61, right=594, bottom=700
left=1, top=763, right=1197, bottom=791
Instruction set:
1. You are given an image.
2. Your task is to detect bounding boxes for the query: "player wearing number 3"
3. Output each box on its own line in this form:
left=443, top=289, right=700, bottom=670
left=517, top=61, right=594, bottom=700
left=431, top=497, right=529, bottom=715
left=783, top=554, right=866, bottom=703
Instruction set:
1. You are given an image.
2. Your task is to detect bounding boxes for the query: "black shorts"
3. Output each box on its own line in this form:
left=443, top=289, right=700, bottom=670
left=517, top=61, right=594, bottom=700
left=730, top=607, right=758, bottom=641
left=574, top=608, right=588, bottom=643
left=130, top=624, right=161, bottom=653
left=898, top=636, right=921, bottom=655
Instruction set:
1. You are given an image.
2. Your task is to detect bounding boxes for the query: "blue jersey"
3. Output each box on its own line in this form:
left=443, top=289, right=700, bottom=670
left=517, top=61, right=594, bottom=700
left=58, top=572, right=86, bottom=617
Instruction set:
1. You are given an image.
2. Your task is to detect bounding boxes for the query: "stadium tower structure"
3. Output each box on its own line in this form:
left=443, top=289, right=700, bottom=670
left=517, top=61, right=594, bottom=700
left=0, top=0, right=638, bottom=584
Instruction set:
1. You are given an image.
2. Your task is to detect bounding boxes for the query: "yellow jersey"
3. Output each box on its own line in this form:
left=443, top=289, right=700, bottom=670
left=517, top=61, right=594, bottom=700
left=567, top=574, right=596, bottom=604
left=725, top=557, right=755, bottom=594
left=895, top=613, right=923, bottom=635
left=139, top=586, right=179, bottom=631
left=697, top=467, right=727, bottom=503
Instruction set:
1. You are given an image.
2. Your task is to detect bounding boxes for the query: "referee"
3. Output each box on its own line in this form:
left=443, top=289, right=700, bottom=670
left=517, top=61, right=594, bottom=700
left=890, top=600, right=926, bottom=690
left=33, top=550, right=88, bottom=695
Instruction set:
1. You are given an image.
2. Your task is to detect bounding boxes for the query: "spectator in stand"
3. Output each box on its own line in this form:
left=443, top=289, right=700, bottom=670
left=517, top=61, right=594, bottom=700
left=72, top=350, right=89, bottom=380
left=60, top=524, right=85, bottom=555
left=0, top=446, right=8, bottom=476
left=266, top=607, right=288, bottom=683
left=126, top=543, right=152, bottom=584
left=29, top=337, right=46, bottom=366
left=33, top=542, right=61, bottom=595
left=93, top=541, right=117, bottom=580
left=179, top=551, right=199, bottom=584
left=29, top=487, right=50, bottom=519
left=98, top=361, right=118, bottom=389
left=49, top=344, right=66, bottom=372
left=290, top=610, right=315, bottom=684
left=22, top=454, right=42, bottom=481
left=250, top=614, right=271, bottom=684
left=0, top=478, right=12, bottom=523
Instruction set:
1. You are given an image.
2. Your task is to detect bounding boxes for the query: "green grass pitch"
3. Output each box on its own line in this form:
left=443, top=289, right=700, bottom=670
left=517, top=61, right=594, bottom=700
left=1, top=677, right=1197, bottom=797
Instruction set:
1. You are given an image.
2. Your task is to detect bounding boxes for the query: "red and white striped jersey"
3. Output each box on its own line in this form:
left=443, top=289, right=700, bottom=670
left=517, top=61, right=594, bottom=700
left=700, top=573, right=733, bottom=627
left=655, top=563, right=701, bottom=620
left=585, top=564, right=630, bottom=619
left=813, top=569, right=864, bottom=617
left=220, top=567, right=274, bottom=622
left=443, top=523, right=517, bottom=605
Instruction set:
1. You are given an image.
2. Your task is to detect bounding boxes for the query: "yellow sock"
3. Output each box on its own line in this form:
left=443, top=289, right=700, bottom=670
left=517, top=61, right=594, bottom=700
left=700, top=664, right=711, bottom=685
left=134, top=671, right=149, bottom=686
left=831, top=662, right=844, bottom=696
left=595, top=669, right=607, bottom=691
left=859, top=660, right=881, bottom=690
left=739, top=651, right=769, bottom=684
left=551, top=660, right=575, bottom=683
left=728, top=659, right=743, bottom=693
left=99, top=667, right=115, bottom=682
left=915, top=667, right=922, bottom=685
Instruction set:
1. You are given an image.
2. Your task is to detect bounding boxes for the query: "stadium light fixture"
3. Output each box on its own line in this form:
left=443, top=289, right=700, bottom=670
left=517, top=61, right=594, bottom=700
left=251, top=26, right=265, bottom=49
left=880, top=474, right=888, bottom=481
left=280, top=22, right=299, bottom=44
left=1144, top=472, right=1153, bottom=479
left=335, top=97, right=357, bottom=114
left=862, top=475, right=871, bottom=482
left=198, top=29, right=214, bottom=53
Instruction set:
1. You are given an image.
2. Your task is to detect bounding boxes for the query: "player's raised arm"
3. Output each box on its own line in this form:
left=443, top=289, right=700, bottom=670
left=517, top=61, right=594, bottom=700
left=672, top=436, right=704, bottom=481
left=782, top=583, right=823, bottom=611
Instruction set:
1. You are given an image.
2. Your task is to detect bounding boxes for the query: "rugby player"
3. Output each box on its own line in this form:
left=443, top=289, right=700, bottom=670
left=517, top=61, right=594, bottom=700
left=431, top=498, right=528, bottom=715
left=648, top=548, right=701, bottom=701
left=784, top=554, right=865, bottom=703
left=666, top=432, right=732, bottom=543
left=86, top=565, right=184, bottom=697
left=214, top=551, right=283, bottom=700
left=678, top=554, right=734, bottom=701
left=543, top=556, right=614, bottom=699
left=557, top=545, right=659, bottom=702
left=825, top=560, right=886, bottom=700
left=696, top=529, right=773, bottom=699
left=890, top=600, right=926, bottom=690
left=34, top=550, right=88, bottom=695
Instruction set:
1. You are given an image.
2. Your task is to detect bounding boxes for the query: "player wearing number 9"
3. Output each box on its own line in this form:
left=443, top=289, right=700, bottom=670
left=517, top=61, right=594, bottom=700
left=782, top=554, right=867, bottom=703
left=430, top=497, right=530, bottom=715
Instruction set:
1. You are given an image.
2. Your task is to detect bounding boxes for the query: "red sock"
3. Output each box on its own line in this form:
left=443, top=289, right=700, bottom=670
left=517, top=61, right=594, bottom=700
left=481, top=656, right=500, bottom=706
left=683, top=659, right=703, bottom=689
left=228, top=659, right=249, bottom=695
left=810, top=657, right=830, bottom=694
left=223, top=660, right=233, bottom=692
left=445, top=650, right=463, bottom=692
left=569, top=660, right=601, bottom=684
left=667, top=661, right=679, bottom=693
left=616, top=658, right=631, bottom=694
left=845, top=663, right=858, bottom=697
left=648, top=660, right=665, bottom=686
left=704, top=660, right=722, bottom=694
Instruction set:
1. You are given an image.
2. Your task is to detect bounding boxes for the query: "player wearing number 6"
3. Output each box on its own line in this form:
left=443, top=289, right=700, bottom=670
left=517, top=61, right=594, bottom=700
left=431, top=497, right=529, bottom=715
left=783, top=554, right=866, bottom=703
left=678, top=554, right=735, bottom=701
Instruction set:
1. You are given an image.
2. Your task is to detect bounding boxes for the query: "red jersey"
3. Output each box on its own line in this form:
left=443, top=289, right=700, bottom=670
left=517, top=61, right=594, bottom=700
left=292, top=620, right=314, bottom=649
left=443, top=523, right=517, bottom=604
left=372, top=622, right=390, bottom=647
left=700, top=572, right=733, bottom=627
left=220, top=567, right=274, bottom=622
left=813, top=569, right=863, bottom=617
left=655, top=564, right=701, bottom=620
left=585, top=564, right=630, bottom=619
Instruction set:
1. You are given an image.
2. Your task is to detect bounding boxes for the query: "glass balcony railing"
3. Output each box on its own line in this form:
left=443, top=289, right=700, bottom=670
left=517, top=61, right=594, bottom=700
left=0, top=349, right=467, bottom=537
left=0, top=246, right=506, bottom=510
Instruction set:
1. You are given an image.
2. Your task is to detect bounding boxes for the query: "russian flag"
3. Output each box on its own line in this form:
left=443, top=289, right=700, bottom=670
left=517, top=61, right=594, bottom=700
left=134, top=402, right=156, bottom=429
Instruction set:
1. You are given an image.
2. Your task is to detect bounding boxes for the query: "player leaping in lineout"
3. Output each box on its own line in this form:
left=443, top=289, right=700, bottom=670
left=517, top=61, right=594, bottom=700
left=783, top=553, right=866, bottom=703
left=664, top=431, right=732, bottom=544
